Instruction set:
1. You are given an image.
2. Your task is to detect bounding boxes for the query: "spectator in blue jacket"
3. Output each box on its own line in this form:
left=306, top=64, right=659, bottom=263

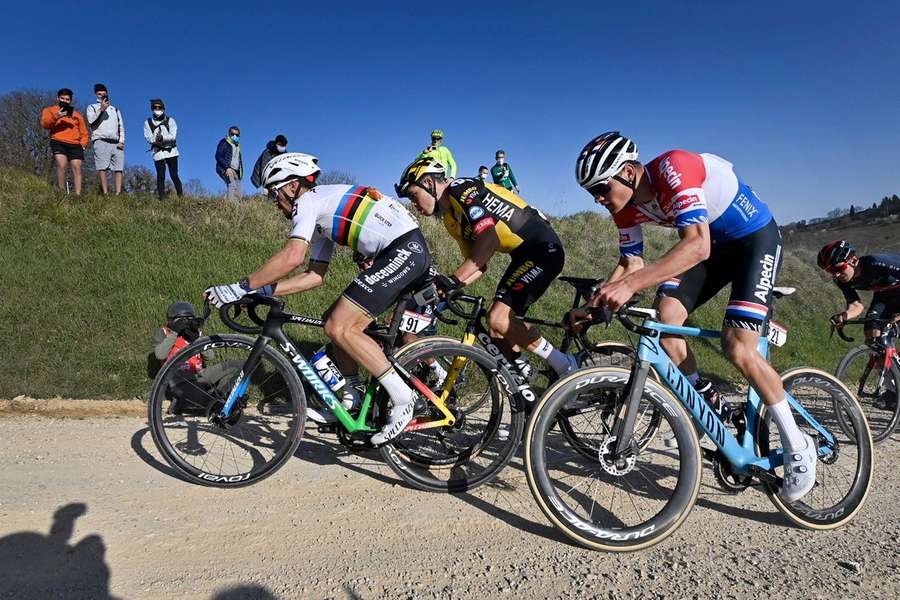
left=215, top=126, right=243, bottom=201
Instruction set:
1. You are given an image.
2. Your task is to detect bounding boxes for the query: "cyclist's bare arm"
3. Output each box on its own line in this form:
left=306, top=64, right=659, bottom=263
left=618, top=223, right=710, bottom=292
left=832, top=301, right=865, bottom=325
left=247, top=239, right=309, bottom=289
left=454, top=229, right=499, bottom=286
left=272, top=260, right=329, bottom=296
left=591, top=256, right=644, bottom=306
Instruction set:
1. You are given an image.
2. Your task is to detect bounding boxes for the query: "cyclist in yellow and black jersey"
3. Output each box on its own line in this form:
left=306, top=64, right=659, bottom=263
left=396, top=157, right=578, bottom=377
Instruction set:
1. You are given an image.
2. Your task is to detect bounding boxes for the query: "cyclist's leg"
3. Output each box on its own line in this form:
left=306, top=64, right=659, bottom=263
left=863, top=294, right=889, bottom=344
left=325, top=230, right=432, bottom=442
left=488, top=240, right=573, bottom=374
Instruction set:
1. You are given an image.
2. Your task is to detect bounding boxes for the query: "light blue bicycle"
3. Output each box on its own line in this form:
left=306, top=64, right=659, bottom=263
left=525, top=290, right=873, bottom=551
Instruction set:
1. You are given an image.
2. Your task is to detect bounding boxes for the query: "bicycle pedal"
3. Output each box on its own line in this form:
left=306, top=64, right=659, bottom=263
left=317, top=423, right=339, bottom=434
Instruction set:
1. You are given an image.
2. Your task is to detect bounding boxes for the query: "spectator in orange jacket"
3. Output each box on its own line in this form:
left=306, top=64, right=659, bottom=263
left=40, top=88, right=89, bottom=194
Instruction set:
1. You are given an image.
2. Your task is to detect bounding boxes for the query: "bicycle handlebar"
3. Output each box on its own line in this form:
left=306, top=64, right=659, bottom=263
left=217, top=294, right=284, bottom=335
left=833, top=317, right=899, bottom=344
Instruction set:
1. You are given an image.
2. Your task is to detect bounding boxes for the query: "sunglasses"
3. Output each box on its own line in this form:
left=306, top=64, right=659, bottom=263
left=152, top=105, right=163, bottom=110
left=825, top=262, right=848, bottom=276
left=587, top=180, right=612, bottom=197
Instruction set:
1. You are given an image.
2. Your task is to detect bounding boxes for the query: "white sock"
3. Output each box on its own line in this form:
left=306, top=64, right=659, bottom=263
left=686, top=371, right=700, bottom=385
left=768, top=398, right=806, bottom=449
left=378, top=368, right=414, bottom=407
left=429, top=361, right=448, bottom=381
left=531, top=338, right=574, bottom=374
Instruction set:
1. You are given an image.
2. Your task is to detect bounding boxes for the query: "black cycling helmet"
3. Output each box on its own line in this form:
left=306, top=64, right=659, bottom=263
left=166, top=301, right=196, bottom=330
left=817, top=240, right=855, bottom=270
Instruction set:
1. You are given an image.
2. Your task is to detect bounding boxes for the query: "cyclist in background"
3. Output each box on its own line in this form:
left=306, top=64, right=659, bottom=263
left=205, top=153, right=433, bottom=444
left=819, top=240, right=900, bottom=349
left=395, top=157, right=577, bottom=379
left=574, top=131, right=815, bottom=501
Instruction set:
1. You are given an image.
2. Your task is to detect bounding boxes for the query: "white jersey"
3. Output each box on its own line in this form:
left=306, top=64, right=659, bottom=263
left=289, top=184, right=418, bottom=263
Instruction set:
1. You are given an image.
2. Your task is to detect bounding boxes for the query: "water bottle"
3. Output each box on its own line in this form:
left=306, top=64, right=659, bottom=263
left=311, top=346, right=346, bottom=392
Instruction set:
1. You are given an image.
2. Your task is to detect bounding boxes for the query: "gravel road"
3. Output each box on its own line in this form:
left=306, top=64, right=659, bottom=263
left=1, top=411, right=898, bottom=600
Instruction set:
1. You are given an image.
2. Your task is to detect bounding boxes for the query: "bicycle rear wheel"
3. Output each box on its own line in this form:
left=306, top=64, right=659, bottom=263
left=758, top=367, right=873, bottom=529
left=834, top=345, right=900, bottom=443
left=148, top=334, right=306, bottom=487
left=380, top=340, right=524, bottom=492
left=526, top=367, right=702, bottom=551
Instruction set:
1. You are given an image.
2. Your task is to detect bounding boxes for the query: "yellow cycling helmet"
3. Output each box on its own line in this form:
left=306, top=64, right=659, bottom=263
left=431, top=128, right=444, bottom=139
left=395, top=157, right=446, bottom=197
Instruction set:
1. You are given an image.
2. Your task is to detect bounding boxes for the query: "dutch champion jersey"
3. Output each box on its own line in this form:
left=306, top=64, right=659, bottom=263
left=613, top=150, right=773, bottom=257
left=289, top=184, right=418, bottom=263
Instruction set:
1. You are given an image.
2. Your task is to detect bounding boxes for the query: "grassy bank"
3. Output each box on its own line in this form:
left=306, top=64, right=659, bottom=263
left=0, top=168, right=864, bottom=399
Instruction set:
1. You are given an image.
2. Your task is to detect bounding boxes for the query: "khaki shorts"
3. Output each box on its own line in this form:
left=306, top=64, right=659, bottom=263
left=93, top=139, right=124, bottom=171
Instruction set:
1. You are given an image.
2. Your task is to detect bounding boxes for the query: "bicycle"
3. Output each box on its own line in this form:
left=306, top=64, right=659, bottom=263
left=399, top=275, right=662, bottom=454
left=525, top=288, right=874, bottom=551
left=148, top=287, right=526, bottom=492
left=834, top=318, right=900, bottom=443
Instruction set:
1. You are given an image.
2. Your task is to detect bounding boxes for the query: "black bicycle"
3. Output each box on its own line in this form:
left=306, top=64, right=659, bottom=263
left=834, top=318, right=900, bottom=443
left=148, top=287, right=526, bottom=492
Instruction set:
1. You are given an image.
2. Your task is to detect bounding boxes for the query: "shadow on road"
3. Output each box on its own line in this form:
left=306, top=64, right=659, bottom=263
left=211, top=584, right=281, bottom=599
left=0, top=502, right=120, bottom=599
left=131, top=424, right=188, bottom=482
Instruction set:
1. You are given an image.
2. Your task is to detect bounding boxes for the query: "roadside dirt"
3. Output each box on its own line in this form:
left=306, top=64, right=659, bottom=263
left=1, top=408, right=898, bottom=600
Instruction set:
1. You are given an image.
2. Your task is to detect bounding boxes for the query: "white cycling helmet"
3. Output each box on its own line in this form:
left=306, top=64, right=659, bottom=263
left=262, top=152, right=320, bottom=190
left=576, top=131, right=638, bottom=191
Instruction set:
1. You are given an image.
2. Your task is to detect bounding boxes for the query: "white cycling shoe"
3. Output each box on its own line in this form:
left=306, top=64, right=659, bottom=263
left=370, top=402, right=414, bottom=445
left=779, top=432, right=817, bottom=502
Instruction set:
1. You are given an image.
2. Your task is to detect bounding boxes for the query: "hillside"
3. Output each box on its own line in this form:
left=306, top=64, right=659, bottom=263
left=0, top=168, right=863, bottom=398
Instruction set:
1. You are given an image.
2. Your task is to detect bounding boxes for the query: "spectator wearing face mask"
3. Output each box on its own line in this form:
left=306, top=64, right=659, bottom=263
left=251, top=134, right=288, bottom=191
left=143, top=99, right=182, bottom=200
left=215, top=126, right=243, bottom=201
left=491, top=149, right=519, bottom=193
left=477, top=165, right=489, bottom=181
left=40, top=87, right=89, bottom=194
left=86, top=83, right=125, bottom=195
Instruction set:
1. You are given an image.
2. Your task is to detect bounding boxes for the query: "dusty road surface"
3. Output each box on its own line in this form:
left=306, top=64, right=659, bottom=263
left=1, top=411, right=899, bottom=600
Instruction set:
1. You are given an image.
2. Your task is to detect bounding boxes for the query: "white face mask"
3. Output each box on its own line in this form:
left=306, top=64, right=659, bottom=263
left=153, top=110, right=164, bottom=118
left=276, top=145, right=287, bottom=153
left=497, top=157, right=505, bottom=164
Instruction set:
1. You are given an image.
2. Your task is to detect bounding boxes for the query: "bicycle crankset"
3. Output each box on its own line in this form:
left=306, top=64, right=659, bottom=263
left=712, top=452, right=753, bottom=493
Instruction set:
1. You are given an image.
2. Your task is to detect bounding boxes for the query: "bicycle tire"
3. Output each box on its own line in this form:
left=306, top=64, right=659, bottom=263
left=526, top=367, right=702, bottom=551
left=834, top=345, right=900, bottom=443
left=148, top=334, right=306, bottom=488
left=560, top=342, right=662, bottom=455
left=379, top=340, right=525, bottom=492
left=758, top=367, right=873, bottom=529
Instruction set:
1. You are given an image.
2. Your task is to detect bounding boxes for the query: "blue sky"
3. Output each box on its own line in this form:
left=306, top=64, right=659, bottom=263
left=3, top=1, right=898, bottom=223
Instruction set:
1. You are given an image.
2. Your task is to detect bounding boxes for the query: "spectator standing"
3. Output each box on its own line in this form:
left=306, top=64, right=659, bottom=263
left=86, top=84, right=125, bottom=195
left=418, top=129, right=457, bottom=178
left=40, top=88, right=89, bottom=194
left=490, top=149, right=519, bottom=193
left=143, top=99, right=182, bottom=199
left=215, top=126, right=243, bottom=201
left=251, top=134, right=288, bottom=191
left=477, top=165, right=489, bottom=181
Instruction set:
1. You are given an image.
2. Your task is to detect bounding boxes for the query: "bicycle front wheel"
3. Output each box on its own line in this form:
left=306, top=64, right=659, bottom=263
left=148, top=334, right=306, bottom=487
left=758, top=367, right=873, bottom=529
left=380, top=340, right=525, bottom=492
left=526, top=367, right=702, bottom=552
left=834, top=345, right=900, bottom=443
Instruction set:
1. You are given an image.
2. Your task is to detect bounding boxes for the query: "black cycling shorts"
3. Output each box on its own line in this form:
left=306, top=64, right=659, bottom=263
left=656, top=219, right=782, bottom=333
left=494, top=236, right=565, bottom=316
left=865, top=292, right=900, bottom=332
left=50, top=139, right=85, bottom=161
left=343, top=229, right=433, bottom=320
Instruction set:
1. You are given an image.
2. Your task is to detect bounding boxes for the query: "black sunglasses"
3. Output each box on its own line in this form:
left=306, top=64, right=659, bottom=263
left=587, top=181, right=612, bottom=197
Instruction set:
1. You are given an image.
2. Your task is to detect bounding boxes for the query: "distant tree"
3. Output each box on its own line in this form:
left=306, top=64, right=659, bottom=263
left=873, top=202, right=878, bottom=210
left=317, top=170, right=357, bottom=185
left=849, top=205, right=856, bottom=216
left=184, top=178, right=210, bottom=197
left=123, top=165, right=155, bottom=194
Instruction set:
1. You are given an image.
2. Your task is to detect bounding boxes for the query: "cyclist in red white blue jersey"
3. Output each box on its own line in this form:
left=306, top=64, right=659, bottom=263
left=574, top=131, right=816, bottom=502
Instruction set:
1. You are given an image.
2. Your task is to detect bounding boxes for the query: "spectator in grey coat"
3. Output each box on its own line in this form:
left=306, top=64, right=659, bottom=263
left=251, top=134, right=288, bottom=192
left=86, top=83, right=125, bottom=195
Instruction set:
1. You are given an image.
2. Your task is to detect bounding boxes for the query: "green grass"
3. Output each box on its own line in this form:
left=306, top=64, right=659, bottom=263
left=0, top=168, right=861, bottom=398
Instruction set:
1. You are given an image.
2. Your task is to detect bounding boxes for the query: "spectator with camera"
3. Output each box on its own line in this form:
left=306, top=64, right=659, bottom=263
left=143, top=99, right=182, bottom=200
left=86, top=84, right=125, bottom=195
left=40, top=88, right=89, bottom=194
